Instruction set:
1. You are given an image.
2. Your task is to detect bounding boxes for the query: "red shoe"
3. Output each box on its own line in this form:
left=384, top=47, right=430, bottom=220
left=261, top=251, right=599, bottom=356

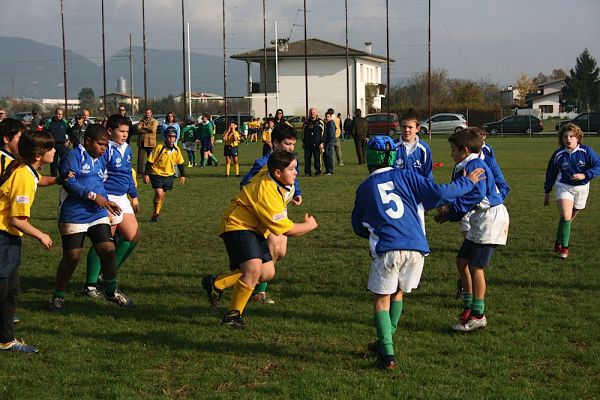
left=554, top=243, right=562, bottom=253
left=558, top=248, right=569, bottom=259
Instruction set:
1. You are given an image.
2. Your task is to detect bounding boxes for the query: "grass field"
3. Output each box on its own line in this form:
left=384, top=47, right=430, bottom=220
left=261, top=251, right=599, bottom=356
left=3, top=135, right=600, bottom=399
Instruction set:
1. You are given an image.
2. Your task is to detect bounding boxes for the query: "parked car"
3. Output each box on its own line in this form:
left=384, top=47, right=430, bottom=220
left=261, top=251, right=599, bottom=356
left=420, top=113, right=467, bottom=135
left=554, top=112, right=600, bottom=134
left=483, top=115, right=543, bottom=134
left=153, top=114, right=166, bottom=124
left=365, top=113, right=399, bottom=135
left=212, top=114, right=253, bottom=135
left=10, top=112, right=33, bottom=126
left=285, top=115, right=306, bottom=132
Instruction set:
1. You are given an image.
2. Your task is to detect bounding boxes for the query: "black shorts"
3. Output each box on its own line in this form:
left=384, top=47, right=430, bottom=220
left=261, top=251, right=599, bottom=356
left=457, top=239, right=497, bottom=268
left=61, top=224, right=113, bottom=250
left=200, top=137, right=212, bottom=152
left=0, top=231, right=21, bottom=278
left=149, top=174, right=174, bottom=190
left=224, top=146, right=239, bottom=157
left=221, top=230, right=272, bottom=270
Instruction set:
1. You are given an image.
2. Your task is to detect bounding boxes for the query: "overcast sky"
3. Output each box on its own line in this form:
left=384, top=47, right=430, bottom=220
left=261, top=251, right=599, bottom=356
left=2, top=0, right=599, bottom=87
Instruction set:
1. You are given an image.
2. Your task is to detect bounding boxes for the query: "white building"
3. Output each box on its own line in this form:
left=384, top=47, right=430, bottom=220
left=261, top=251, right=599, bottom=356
left=528, top=78, right=565, bottom=118
left=231, top=38, right=391, bottom=117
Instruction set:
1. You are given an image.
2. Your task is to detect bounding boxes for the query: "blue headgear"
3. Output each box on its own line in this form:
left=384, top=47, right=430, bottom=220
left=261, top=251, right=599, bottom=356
left=366, top=135, right=397, bottom=168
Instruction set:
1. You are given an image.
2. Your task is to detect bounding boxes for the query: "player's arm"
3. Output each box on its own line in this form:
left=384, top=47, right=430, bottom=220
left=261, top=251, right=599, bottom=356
left=486, top=156, right=510, bottom=200
left=582, top=146, right=600, bottom=181
left=351, top=186, right=369, bottom=238
left=10, top=217, right=52, bottom=249
left=284, top=213, right=317, bottom=237
left=423, top=147, right=434, bottom=181
left=544, top=150, right=559, bottom=195
left=417, top=168, right=485, bottom=211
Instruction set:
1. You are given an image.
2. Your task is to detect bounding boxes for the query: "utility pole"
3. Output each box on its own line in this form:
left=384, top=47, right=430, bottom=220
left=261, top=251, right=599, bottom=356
left=303, top=0, right=308, bottom=117
left=101, top=0, right=107, bottom=116
left=345, top=0, right=350, bottom=118
left=428, top=0, right=432, bottom=139
left=223, top=0, right=228, bottom=121
left=60, top=0, right=68, bottom=115
left=142, top=0, right=147, bottom=109
left=263, top=0, right=268, bottom=118
left=129, top=34, right=134, bottom=115
left=181, top=0, right=187, bottom=119
left=386, top=0, right=390, bottom=134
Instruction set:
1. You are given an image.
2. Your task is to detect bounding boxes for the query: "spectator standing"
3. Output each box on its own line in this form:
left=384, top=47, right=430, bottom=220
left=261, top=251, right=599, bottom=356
left=136, top=108, right=158, bottom=177
left=334, top=111, right=344, bottom=165
left=352, top=109, right=370, bottom=164
left=44, top=108, right=69, bottom=177
left=302, top=107, right=324, bottom=176
left=343, top=114, right=354, bottom=141
left=31, top=109, right=42, bottom=131
left=323, top=112, right=336, bottom=175
left=67, top=114, right=86, bottom=148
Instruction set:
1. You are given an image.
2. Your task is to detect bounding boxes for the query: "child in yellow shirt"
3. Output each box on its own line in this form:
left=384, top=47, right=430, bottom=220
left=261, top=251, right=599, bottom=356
left=222, top=122, right=241, bottom=177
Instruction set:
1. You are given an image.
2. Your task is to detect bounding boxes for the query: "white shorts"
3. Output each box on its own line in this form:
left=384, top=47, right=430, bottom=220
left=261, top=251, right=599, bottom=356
left=59, top=216, right=111, bottom=236
left=466, top=203, right=510, bottom=245
left=182, top=142, right=196, bottom=151
left=368, top=250, right=425, bottom=295
left=107, top=194, right=134, bottom=225
left=555, top=181, right=589, bottom=210
left=460, top=210, right=475, bottom=233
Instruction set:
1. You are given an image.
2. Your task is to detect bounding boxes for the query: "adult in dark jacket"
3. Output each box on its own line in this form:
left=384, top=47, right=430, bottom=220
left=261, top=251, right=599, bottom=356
left=44, top=108, right=69, bottom=176
left=302, top=107, right=324, bottom=176
left=351, top=109, right=370, bottom=164
left=67, top=114, right=86, bottom=148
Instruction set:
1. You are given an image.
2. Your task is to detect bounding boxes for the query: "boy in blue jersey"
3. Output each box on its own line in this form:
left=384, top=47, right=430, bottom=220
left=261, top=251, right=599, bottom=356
left=237, top=124, right=301, bottom=304
left=84, top=115, right=140, bottom=297
left=394, top=110, right=433, bottom=181
left=544, top=123, right=600, bottom=259
left=48, top=124, right=133, bottom=313
left=351, top=136, right=485, bottom=370
left=435, top=127, right=510, bottom=332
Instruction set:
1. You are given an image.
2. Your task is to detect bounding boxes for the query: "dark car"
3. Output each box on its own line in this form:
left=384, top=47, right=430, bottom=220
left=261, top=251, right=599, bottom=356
left=10, top=112, right=33, bottom=126
left=554, top=112, right=600, bottom=134
left=483, top=115, right=543, bottom=134
left=213, top=114, right=253, bottom=135
left=365, top=113, right=399, bottom=135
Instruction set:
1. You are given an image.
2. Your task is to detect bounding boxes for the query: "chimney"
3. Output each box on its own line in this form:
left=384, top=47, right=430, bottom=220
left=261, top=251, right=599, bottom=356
left=364, top=42, right=372, bottom=54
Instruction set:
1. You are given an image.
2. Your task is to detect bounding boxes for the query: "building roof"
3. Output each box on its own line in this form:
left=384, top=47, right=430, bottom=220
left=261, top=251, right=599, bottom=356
left=537, top=78, right=565, bottom=88
left=231, top=38, right=393, bottom=63
left=101, top=92, right=139, bottom=99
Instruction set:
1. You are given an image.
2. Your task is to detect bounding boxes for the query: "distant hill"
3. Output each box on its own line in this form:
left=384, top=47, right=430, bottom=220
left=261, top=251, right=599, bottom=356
left=0, top=36, right=247, bottom=99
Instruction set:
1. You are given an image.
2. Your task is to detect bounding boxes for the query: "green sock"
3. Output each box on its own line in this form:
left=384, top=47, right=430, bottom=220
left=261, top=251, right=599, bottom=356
left=472, top=298, right=485, bottom=316
left=374, top=310, right=394, bottom=356
left=211, top=155, right=219, bottom=163
left=104, top=278, right=118, bottom=294
left=463, top=293, right=473, bottom=310
left=116, top=240, right=137, bottom=270
left=201, top=157, right=206, bottom=166
left=555, top=219, right=564, bottom=245
left=390, top=300, right=403, bottom=334
left=561, top=219, right=572, bottom=248
left=85, top=247, right=102, bottom=286
left=254, top=282, right=268, bottom=293
left=53, top=290, right=65, bottom=298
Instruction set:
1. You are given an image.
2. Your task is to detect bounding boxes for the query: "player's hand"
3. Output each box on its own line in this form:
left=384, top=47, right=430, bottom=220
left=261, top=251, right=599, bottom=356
left=304, top=213, right=318, bottom=230
left=291, top=195, right=303, bottom=206
left=131, top=197, right=140, bottom=214
left=571, top=173, right=585, bottom=182
left=38, top=233, right=53, bottom=249
left=106, top=201, right=122, bottom=216
left=543, top=192, right=550, bottom=206
left=179, top=176, right=186, bottom=186
left=143, top=175, right=150, bottom=184
left=466, top=168, right=486, bottom=184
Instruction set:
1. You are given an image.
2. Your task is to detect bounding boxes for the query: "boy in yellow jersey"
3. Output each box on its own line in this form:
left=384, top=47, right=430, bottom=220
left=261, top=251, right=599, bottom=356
left=143, top=131, right=186, bottom=222
left=203, top=151, right=318, bottom=328
left=222, top=122, right=241, bottom=177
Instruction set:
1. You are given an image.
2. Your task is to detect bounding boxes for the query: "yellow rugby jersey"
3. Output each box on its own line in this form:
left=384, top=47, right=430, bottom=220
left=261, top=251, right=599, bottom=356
left=0, top=149, right=15, bottom=175
left=147, top=143, right=185, bottom=177
left=219, top=168, right=294, bottom=238
left=262, top=128, right=272, bottom=143
left=0, top=165, right=40, bottom=237
left=223, top=130, right=241, bottom=147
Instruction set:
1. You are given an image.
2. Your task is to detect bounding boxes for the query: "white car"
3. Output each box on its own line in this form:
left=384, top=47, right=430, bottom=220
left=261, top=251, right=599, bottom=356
left=420, top=113, right=467, bottom=134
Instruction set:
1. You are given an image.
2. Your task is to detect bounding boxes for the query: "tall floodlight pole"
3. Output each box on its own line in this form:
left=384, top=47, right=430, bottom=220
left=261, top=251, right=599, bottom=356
left=130, top=34, right=134, bottom=114
left=187, top=22, right=192, bottom=117
left=428, top=0, right=432, bottom=139
left=345, top=0, right=350, bottom=118
left=303, top=0, right=308, bottom=117
left=223, top=0, right=228, bottom=120
left=182, top=0, right=187, bottom=118
left=60, top=0, right=68, bottom=115
left=385, top=0, right=390, bottom=134
left=102, top=0, right=107, bottom=116
left=263, top=0, right=268, bottom=118
left=142, top=0, right=147, bottom=109
left=275, top=21, right=279, bottom=109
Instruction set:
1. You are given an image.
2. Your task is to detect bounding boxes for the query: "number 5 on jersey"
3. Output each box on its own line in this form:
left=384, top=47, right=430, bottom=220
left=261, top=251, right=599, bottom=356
left=377, top=181, right=404, bottom=219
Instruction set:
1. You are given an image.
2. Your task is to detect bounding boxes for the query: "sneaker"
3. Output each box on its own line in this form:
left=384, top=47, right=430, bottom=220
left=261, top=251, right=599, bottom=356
left=82, top=286, right=103, bottom=298
left=558, top=248, right=569, bottom=259
left=221, top=310, right=246, bottom=329
left=325, top=172, right=333, bottom=176
left=0, top=339, right=39, bottom=353
left=249, top=292, right=275, bottom=304
left=187, top=162, right=192, bottom=167
left=202, top=275, right=222, bottom=311
left=48, top=296, right=66, bottom=313
left=376, top=354, right=397, bottom=370
left=12, top=314, right=20, bottom=324
left=554, top=242, right=562, bottom=253
left=104, top=289, right=134, bottom=308
left=339, top=162, right=344, bottom=166
left=150, top=215, right=160, bottom=222
left=452, top=314, right=487, bottom=332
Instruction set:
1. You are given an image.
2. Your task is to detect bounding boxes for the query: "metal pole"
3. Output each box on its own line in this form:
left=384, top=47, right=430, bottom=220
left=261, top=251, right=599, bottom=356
left=223, top=0, right=228, bottom=123
left=182, top=0, right=187, bottom=119
left=60, top=0, right=68, bottom=116
left=275, top=21, right=279, bottom=109
left=386, top=0, right=390, bottom=134
left=263, top=0, right=268, bottom=118
left=130, top=34, right=134, bottom=114
left=303, top=0, right=308, bottom=117
left=142, top=0, right=147, bottom=109
left=187, top=22, right=192, bottom=117
left=345, top=0, right=349, bottom=118
left=101, top=0, right=107, bottom=116
left=428, top=0, right=432, bottom=139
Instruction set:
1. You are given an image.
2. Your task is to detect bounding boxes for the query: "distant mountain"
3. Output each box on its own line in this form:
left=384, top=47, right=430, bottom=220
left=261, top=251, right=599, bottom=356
left=0, top=36, right=247, bottom=100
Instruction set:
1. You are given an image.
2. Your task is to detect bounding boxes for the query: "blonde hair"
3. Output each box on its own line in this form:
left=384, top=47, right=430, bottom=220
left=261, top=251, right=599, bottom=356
left=558, top=123, right=583, bottom=147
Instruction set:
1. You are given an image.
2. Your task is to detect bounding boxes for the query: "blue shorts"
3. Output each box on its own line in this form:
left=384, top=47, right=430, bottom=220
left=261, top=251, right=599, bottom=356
left=0, top=231, right=21, bottom=278
left=221, top=230, right=272, bottom=270
left=224, top=146, right=239, bottom=157
left=200, top=137, right=212, bottom=152
left=457, top=239, right=496, bottom=268
left=149, top=174, right=174, bottom=191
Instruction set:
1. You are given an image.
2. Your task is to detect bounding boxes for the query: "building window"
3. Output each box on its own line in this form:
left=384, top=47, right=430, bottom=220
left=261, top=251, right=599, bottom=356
left=539, top=105, right=553, bottom=114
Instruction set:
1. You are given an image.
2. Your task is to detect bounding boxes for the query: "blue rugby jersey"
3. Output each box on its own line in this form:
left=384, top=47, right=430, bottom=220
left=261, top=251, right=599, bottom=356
left=482, top=142, right=496, bottom=159
left=58, top=145, right=109, bottom=223
left=104, top=141, right=138, bottom=198
left=544, top=144, right=600, bottom=193
left=240, top=154, right=302, bottom=198
left=352, top=167, right=477, bottom=256
left=394, top=137, right=433, bottom=181
left=481, top=153, right=510, bottom=200
left=446, top=153, right=503, bottom=222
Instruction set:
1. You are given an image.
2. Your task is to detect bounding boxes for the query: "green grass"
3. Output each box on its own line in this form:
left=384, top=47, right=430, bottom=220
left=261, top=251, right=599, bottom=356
left=3, top=137, right=600, bottom=399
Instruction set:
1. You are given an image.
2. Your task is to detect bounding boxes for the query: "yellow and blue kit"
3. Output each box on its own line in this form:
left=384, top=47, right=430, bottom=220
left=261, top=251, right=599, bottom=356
left=146, top=143, right=185, bottom=177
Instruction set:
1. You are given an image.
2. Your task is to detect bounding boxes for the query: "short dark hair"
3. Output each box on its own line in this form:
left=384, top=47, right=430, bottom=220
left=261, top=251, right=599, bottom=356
left=85, top=123, right=109, bottom=141
left=0, top=118, right=25, bottom=142
left=267, top=150, right=296, bottom=175
left=272, top=123, right=296, bottom=144
left=448, top=127, right=483, bottom=154
left=401, top=110, right=421, bottom=126
left=106, top=114, right=130, bottom=131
